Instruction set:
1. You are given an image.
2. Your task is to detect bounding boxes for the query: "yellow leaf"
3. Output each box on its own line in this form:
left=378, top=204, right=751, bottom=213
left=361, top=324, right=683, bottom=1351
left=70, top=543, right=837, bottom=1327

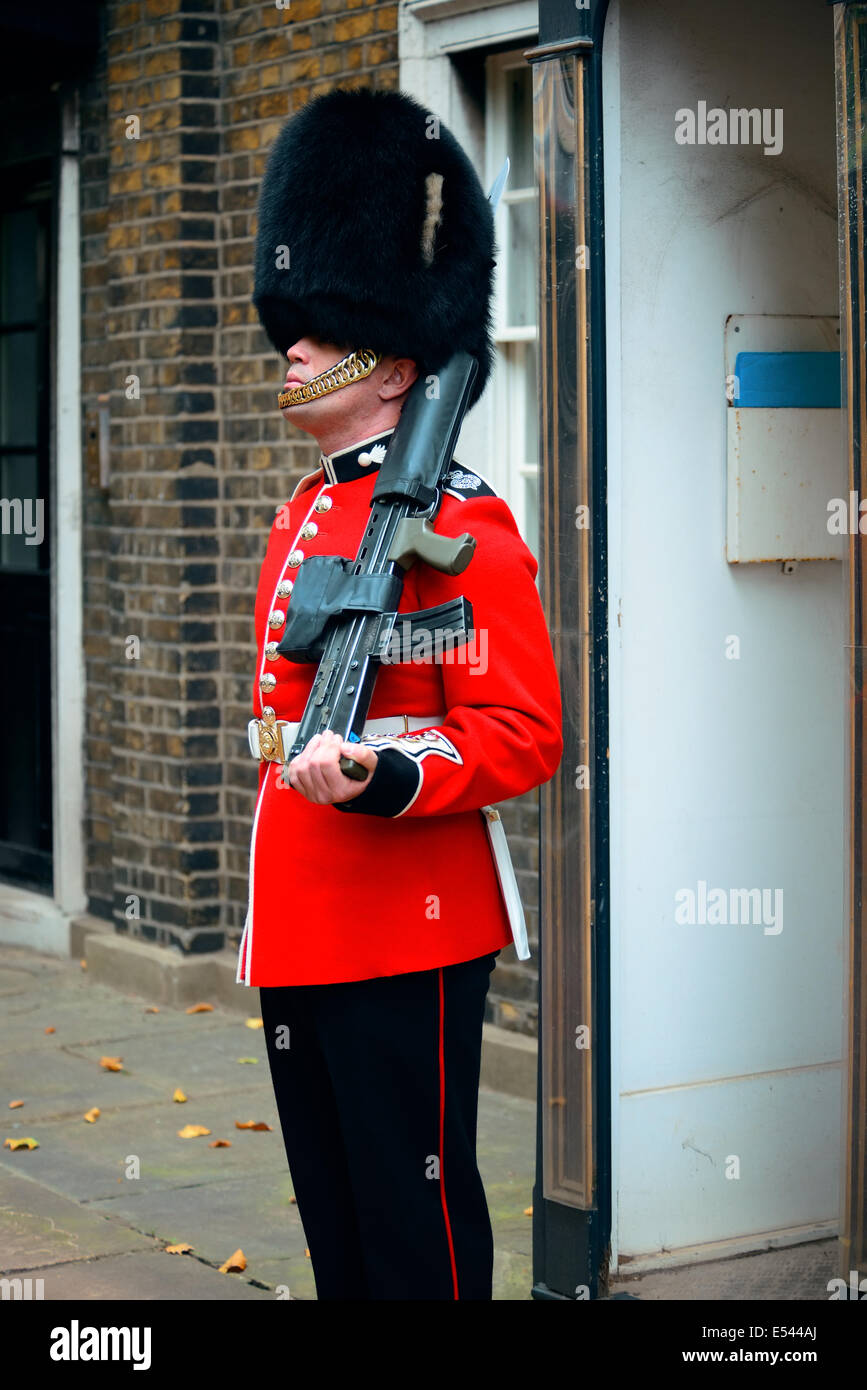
left=83, top=1108, right=101, bottom=1124
left=145, top=1006, right=160, bottom=1014
left=289, top=1195, right=297, bottom=1205
left=209, top=1139, right=232, bottom=1148
left=172, top=1088, right=187, bottom=1103
left=523, top=1205, right=533, bottom=1217
left=219, top=1248, right=246, bottom=1274
left=8, top=1100, right=24, bottom=1109
left=165, top=1242, right=194, bottom=1255
left=244, top=1018, right=264, bottom=1030
left=304, top=1247, right=310, bottom=1258
left=177, top=1124, right=211, bottom=1139
left=80, top=960, right=87, bottom=970
left=3, top=1137, right=39, bottom=1150
left=234, top=1120, right=273, bottom=1131
left=99, top=1056, right=123, bottom=1072
left=44, top=1026, right=56, bottom=1035
left=186, top=1003, right=214, bottom=1014
left=237, top=1057, right=259, bottom=1065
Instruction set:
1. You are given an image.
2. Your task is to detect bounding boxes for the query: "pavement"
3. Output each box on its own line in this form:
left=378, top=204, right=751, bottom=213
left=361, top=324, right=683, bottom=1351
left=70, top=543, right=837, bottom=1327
left=0, top=943, right=535, bottom=1301
left=0, top=941, right=840, bottom=1303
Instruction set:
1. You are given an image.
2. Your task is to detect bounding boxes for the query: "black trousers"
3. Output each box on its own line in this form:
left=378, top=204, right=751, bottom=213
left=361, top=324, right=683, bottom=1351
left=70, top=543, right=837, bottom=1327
left=259, top=951, right=498, bottom=1300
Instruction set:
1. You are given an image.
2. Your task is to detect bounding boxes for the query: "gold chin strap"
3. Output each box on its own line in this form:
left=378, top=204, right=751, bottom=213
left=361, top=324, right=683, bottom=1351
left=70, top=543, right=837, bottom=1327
left=278, top=347, right=381, bottom=409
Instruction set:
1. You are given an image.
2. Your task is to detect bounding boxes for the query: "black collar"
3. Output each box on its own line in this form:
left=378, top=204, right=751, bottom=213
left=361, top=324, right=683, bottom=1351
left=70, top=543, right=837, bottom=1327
left=319, top=429, right=395, bottom=484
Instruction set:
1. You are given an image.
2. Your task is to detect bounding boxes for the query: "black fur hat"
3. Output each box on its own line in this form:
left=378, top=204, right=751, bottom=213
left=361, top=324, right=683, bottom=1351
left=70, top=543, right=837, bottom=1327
left=253, top=86, right=497, bottom=408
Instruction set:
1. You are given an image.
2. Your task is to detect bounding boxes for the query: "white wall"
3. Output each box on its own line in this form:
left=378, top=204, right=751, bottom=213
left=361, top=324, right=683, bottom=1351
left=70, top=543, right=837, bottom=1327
left=605, top=0, right=846, bottom=1267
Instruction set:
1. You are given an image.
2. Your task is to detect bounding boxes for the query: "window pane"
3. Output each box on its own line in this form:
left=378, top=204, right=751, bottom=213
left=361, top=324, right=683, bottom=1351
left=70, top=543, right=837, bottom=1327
left=524, top=471, right=539, bottom=561
left=0, top=330, right=38, bottom=445
left=507, top=199, right=537, bottom=328
left=505, top=64, right=534, bottom=189
left=0, top=209, right=38, bottom=325
left=524, top=339, right=539, bottom=463
left=0, top=454, right=43, bottom=571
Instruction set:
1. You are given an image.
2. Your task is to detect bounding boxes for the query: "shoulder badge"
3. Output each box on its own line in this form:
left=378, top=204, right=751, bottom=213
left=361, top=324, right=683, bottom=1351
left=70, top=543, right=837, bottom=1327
left=441, top=464, right=498, bottom=501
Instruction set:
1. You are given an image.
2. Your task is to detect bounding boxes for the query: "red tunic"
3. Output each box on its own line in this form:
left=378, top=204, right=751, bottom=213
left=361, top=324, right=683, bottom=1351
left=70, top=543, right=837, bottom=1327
left=236, top=429, right=563, bottom=986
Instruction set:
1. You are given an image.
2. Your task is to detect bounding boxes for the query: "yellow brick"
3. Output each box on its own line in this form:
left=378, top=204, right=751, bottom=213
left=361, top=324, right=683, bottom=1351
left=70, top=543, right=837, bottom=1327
left=145, top=0, right=179, bottom=17
left=145, top=163, right=180, bottom=188
left=376, top=6, right=398, bottom=31
left=143, top=50, right=180, bottom=77
left=287, top=0, right=321, bottom=20
left=226, top=126, right=260, bottom=152
left=365, top=39, right=396, bottom=66
left=291, top=29, right=312, bottom=52
left=116, top=2, right=143, bottom=25
left=109, top=169, right=144, bottom=194
left=335, top=13, right=374, bottom=41
left=158, top=19, right=182, bottom=42
left=108, top=59, right=141, bottom=84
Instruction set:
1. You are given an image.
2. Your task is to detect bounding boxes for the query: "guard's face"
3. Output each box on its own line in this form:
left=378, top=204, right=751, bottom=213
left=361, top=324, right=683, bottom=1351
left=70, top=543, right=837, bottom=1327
left=283, top=337, right=353, bottom=396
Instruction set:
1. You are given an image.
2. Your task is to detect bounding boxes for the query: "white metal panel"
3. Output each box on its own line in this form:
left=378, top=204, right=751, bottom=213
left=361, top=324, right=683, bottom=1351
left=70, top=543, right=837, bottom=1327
left=606, top=0, right=844, bottom=1267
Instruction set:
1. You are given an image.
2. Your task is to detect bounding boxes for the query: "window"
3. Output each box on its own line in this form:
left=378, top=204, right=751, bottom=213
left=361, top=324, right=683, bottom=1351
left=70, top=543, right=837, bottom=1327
left=486, top=50, right=540, bottom=557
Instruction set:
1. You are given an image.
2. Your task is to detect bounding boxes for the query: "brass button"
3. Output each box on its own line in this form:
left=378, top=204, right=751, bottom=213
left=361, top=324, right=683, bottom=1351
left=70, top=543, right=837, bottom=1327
left=268, top=609, right=285, bottom=628
left=288, top=549, right=304, bottom=568
left=260, top=674, right=277, bottom=693
left=276, top=580, right=293, bottom=598
left=300, top=522, right=318, bottom=540
left=314, top=495, right=333, bottom=513
left=265, top=642, right=279, bottom=660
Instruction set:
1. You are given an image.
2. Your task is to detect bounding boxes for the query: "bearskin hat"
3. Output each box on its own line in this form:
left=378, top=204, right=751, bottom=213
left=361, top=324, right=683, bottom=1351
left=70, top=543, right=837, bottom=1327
left=252, top=86, right=497, bottom=409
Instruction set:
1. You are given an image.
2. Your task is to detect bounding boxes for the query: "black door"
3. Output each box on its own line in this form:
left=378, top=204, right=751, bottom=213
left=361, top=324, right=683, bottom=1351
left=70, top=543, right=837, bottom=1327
left=0, top=166, right=53, bottom=892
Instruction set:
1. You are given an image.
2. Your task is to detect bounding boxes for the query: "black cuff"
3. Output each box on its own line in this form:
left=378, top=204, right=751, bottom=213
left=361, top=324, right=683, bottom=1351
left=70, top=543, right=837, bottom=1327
left=334, top=746, right=421, bottom=818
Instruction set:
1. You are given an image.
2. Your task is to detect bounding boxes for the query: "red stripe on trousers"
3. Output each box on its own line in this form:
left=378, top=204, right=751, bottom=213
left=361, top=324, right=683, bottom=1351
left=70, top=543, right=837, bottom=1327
left=438, top=967, right=459, bottom=1299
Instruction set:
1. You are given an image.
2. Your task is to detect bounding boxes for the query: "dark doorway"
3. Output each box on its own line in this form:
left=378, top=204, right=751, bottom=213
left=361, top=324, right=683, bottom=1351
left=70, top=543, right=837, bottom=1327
left=0, top=164, right=53, bottom=892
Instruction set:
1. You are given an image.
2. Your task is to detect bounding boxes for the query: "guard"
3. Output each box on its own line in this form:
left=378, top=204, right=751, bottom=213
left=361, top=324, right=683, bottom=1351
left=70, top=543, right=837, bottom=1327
left=239, top=86, right=564, bottom=1300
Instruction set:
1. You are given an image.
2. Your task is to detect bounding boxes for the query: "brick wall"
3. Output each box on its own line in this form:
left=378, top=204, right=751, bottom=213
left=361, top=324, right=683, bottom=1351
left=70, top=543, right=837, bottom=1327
left=78, top=0, right=541, bottom=1035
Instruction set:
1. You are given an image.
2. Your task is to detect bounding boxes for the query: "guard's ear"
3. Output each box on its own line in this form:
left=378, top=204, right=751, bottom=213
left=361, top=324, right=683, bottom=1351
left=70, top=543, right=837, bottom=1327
left=378, top=357, right=419, bottom=401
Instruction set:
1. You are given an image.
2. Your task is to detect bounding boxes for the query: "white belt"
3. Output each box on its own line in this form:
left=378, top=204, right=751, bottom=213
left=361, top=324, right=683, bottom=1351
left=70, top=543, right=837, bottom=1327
left=245, top=712, right=530, bottom=962
left=247, top=713, right=445, bottom=763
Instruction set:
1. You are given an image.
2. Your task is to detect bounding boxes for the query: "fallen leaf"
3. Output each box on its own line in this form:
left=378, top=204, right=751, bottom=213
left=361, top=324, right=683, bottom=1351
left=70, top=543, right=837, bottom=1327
left=165, top=1242, right=194, bottom=1255
left=80, top=960, right=87, bottom=970
left=186, top=1003, right=214, bottom=1014
left=304, top=1247, right=310, bottom=1258
left=8, top=1101, right=23, bottom=1109
left=83, top=1108, right=101, bottom=1124
left=209, top=1139, right=232, bottom=1148
left=289, top=1195, right=297, bottom=1205
left=3, top=1137, right=39, bottom=1150
left=172, top=1088, right=187, bottom=1103
left=177, top=1124, right=211, bottom=1139
left=44, top=1026, right=56, bottom=1035
left=99, top=1056, right=123, bottom=1072
left=523, top=1205, right=533, bottom=1217
left=245, top=1018, right=264, bottom=1030
left=234, top=1120, right=273, bottom=1131
left=219, top=1248, right=246, bottom=1274
left=145, top=1006, right=160, bottom=1014
left=237, top=1057, right=259, bottom=1065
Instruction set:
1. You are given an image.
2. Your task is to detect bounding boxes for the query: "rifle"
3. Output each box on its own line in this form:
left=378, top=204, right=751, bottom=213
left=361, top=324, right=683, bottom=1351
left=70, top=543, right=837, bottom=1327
left=275, top=349, right=481, bottom=783
left=275, top=160, right=510, bottom=787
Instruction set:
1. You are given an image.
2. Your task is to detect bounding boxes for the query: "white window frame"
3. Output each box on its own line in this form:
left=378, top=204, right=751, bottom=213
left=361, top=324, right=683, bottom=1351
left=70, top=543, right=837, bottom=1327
left=398, top=2, right=539, bottom=547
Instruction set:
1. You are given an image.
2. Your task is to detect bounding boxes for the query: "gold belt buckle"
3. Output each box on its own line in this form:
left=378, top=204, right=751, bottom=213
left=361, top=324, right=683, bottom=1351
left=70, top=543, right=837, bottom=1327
left=257, top=707, right=286, bottom=763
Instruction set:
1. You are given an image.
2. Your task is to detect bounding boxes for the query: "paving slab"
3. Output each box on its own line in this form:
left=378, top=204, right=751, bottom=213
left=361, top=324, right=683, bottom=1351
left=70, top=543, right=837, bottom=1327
left=609, top=1238, right=839, bottom=1301
left=17, top=1249, right=275, bottom=1301
left=0, top=1168, right=153, bottom=1272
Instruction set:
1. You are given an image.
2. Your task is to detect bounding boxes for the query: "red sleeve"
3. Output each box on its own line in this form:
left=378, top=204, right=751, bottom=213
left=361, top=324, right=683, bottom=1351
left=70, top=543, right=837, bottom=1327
left=335, top=491, right=564, bottom=818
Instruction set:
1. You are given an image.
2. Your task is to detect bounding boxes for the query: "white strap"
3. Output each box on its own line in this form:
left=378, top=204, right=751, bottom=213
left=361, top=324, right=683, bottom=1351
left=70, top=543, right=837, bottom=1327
left=247, top=714, right=446, bottom=760
left=481, top=806, right=531, bottom=961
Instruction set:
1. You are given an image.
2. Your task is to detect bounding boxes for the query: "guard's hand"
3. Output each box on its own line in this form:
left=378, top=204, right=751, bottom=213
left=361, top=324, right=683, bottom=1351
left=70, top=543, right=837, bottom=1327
left=282, top=729, right=378, bottom=804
